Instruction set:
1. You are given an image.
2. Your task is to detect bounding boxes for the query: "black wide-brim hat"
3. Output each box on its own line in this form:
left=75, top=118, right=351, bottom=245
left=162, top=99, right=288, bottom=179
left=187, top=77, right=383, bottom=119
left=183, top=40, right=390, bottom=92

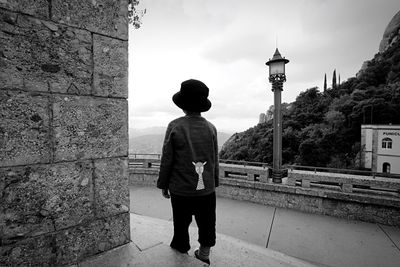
left=172, top=79, right=212, bottom=112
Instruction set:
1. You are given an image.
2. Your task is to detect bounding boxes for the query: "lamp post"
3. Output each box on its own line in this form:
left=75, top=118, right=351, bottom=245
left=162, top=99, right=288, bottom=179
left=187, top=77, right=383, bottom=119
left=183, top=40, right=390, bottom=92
left=266, top=48, right=289, bottom=183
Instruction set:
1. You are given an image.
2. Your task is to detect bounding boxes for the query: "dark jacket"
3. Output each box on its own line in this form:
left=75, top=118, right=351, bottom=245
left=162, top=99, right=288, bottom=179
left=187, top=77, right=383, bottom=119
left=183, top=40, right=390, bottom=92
left=157, top=115, right=219, bottom=196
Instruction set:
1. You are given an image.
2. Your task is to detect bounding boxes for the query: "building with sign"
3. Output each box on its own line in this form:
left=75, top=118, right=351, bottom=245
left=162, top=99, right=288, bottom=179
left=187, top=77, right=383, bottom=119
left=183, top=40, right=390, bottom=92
left=361, top=124, right=400, bottom=174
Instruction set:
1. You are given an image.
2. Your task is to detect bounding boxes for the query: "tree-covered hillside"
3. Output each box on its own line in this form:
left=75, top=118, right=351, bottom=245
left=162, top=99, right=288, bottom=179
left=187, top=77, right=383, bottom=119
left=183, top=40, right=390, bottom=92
left=220, top=37, right=400, bottom=169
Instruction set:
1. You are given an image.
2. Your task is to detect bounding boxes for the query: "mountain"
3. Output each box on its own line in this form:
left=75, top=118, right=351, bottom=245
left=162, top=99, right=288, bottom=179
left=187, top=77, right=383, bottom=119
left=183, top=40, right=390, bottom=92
left=379, top=10, right=400, bottom=53
left=129, top=134, right=164, bottom=154
left=220, top=10, right=400, bottom=168
left=129, top=127, right=167, bottom=138
left=358, top=10, right=400, bottom=76
left=129, top=127, right=233, bottom=154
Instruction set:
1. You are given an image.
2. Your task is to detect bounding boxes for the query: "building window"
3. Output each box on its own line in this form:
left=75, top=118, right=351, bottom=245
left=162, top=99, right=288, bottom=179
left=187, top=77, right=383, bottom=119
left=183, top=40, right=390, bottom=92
left=382, top=138, right=392, bottom=149
left=383, top=162, right=391, bottom=173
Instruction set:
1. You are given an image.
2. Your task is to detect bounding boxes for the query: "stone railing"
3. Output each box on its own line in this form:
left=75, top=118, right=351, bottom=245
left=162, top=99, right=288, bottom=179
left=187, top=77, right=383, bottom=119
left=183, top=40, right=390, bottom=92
left=219, top=163, right=268, bottom=182
left=129, top=154, right=161, bottom=168
left=129, top=155, right=400, bottom=226
left=219, top=165, right=400, bottom=226
left=287, top=170, right=400, bottom=196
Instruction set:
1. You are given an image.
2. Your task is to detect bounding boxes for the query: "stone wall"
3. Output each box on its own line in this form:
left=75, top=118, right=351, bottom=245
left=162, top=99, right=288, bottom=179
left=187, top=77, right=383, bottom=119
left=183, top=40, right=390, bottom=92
left=217, top=179, right=400, bottom=226
left=129, top=168, right=159, bottom=186
left=0, top=1, right=130, bottom=266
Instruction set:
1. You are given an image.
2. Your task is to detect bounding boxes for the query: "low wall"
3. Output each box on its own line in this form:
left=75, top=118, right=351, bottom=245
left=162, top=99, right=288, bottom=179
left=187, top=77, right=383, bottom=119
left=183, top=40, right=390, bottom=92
left=130, top=167, right=159, bottom=186
left=129, top=164, right=400, bottom=227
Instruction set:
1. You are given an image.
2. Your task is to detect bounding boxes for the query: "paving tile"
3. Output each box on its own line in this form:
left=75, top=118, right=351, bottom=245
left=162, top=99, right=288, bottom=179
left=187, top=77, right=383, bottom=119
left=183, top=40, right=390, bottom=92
left=212, top=233, right=314, bottom=267
left=130, top=214, right=314, bottom=267
left=130, top=213, right=168, bottom=251
left=129, top=186, right=275, bottom=247
left=139, top=244, right=207, bottom=267
left=216, top=197, right=274, bottom=247
left=81, top=226, right=205, bottom=267
left=269, top=208, right=400, bottom=267
left=129, top=186, right=400, bottom=267
left=79, top=243, right=141, bottom=267
left=380, top=224, right=400, bottom=250
left=130, top=186, right=173, bottom=221
left=131, top=213, right=201, bottom=253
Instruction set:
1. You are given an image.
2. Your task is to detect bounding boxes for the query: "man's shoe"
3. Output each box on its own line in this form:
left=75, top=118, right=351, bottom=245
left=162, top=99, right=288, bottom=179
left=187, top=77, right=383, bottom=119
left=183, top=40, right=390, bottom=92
left=194, top=249, right=210, bottom=265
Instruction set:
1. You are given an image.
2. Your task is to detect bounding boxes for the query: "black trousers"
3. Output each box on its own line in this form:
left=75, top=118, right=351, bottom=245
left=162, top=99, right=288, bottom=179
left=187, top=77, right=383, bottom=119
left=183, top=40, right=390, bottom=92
left=170, top=192, right=216, bottom=253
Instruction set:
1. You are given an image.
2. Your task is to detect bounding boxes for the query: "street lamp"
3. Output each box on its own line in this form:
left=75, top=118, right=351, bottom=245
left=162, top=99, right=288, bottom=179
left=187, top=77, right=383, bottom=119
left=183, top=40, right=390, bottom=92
left=266, top=48, right=289, bottom=183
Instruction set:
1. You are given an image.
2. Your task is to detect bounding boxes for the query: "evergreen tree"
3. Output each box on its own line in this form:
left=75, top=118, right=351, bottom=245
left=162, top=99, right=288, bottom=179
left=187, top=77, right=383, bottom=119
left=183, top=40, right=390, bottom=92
left=324, top=73, right=327, bottom=91
left=332, top=69, right=337, bottom=89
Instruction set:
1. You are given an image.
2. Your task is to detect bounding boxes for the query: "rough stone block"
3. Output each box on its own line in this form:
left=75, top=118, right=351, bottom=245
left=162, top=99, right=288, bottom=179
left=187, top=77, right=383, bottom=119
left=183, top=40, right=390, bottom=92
left=0, top=161, right=93, bottom=243
left=0, top=90, right=50, bottom=166
left=302, top=179, right=311, bottom=188
left=47, top=161, right=95, bottom=230
left=51, top=0, right=128, bottom=40
left=0, top=0, right=49, bottom=19
left=342, top=183, right=353, bottom=193
left=129, top=169, right=159, bottom=186
left=94, top=157, right=129, bottom=217
left=104, top=212, right=130, bottom=249
left=0, top=10, right=92, bottom=94
left=55, top=221, right=99, bottom=265
left=56, top=213, right=130, bottom=265
left=53, top=96, right=128, bottom=161
left=93, top=34, right=128, bottom=98
left=0, top=234, right=56, bottom=266
left=259, top=174, right=268, bottom=183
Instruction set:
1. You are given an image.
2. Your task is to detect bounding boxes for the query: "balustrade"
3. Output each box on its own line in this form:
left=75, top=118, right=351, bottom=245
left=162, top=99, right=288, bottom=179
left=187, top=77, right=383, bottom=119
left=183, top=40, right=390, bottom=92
left=129, top=154, right=400, bottom=197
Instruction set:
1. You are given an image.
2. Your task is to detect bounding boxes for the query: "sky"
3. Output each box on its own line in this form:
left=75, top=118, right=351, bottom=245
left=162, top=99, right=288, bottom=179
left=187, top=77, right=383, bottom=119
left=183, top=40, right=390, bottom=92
left=128, top=0, right=400, bottom=134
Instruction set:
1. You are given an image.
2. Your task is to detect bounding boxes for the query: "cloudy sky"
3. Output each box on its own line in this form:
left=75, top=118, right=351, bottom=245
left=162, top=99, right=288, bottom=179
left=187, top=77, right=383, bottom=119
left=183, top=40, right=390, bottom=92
left=128, top=0, right=400, bottom=134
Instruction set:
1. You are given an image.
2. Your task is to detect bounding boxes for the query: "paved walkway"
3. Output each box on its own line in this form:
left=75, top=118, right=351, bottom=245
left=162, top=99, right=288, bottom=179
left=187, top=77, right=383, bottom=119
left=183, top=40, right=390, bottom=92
left=75, top=186, right=400, bottom=266
left=127, top=186, right=400, bottom=267
left=77, top=213, right=315, bottom=267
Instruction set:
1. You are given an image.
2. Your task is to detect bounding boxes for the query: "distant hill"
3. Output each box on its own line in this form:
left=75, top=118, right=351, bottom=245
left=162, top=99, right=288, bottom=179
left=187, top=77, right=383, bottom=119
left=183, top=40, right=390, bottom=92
left=129, top=127, right=167, bottom=138
left=129, top=127, right=232, bottom=154
left=129, top=134, right=164, bottom=154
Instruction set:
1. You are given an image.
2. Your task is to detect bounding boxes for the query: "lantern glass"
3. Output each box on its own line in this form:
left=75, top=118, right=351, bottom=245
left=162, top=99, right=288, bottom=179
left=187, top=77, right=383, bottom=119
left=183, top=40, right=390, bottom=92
left=269, top=61, right=285, bottom=75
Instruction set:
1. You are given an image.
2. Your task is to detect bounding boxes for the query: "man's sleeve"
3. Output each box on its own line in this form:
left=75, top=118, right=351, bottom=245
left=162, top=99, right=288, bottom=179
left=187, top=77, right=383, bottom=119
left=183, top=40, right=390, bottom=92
left=157, top=124, right=174, bottom=189
left=213, top=126, right=219, bottom=187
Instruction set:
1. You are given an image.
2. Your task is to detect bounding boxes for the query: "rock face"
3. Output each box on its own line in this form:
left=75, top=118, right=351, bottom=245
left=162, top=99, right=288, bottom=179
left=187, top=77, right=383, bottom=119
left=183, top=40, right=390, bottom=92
left=379, top=10, right=400, bottom=53
left=358, top=10, right=400, bottom=77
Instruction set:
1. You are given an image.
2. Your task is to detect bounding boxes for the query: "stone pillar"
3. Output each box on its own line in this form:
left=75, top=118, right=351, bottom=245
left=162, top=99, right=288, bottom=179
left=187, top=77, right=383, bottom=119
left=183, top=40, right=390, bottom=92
left=0, top=1, right=130, bottom=266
